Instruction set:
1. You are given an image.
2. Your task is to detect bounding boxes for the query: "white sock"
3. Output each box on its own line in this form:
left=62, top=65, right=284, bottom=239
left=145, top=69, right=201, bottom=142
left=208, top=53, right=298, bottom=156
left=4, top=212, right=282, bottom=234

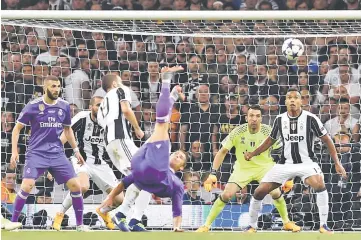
left=132, top=190, right=152, bottom=221
left=60, top=192, right=73, bottom=214
left=118, top=184, right=141, bottom=216
left=249, top=197, right=263, bottom=229
left=316, top=190, right=329, bottom=226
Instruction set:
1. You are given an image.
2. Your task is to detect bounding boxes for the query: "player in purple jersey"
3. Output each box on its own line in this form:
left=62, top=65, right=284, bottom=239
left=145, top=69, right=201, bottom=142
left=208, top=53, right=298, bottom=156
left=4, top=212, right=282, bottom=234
left=9, top=75, right=88, bottom=231
left=99, top=66, right=188, bottom=232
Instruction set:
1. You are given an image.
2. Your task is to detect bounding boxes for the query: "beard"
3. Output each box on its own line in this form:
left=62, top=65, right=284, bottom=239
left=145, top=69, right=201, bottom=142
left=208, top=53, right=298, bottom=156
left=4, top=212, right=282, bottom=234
left=46, top=89, right=58, bottom=100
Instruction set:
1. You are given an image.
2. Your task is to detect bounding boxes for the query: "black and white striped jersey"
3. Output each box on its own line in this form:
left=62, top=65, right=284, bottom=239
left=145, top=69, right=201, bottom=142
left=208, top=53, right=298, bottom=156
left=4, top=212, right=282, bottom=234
left=270, top=110, right=327, bottom=164
left=72, top=111, right=109, bottom=165
left=98, top=85, right=133, bottom=145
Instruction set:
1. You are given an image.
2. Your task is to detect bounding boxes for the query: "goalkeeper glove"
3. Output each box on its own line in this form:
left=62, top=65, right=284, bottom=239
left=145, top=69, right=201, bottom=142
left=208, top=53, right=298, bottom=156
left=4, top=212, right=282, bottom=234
left=204, top=169, right=218, bottom=192
left=282, top=179, right=294, bottom=193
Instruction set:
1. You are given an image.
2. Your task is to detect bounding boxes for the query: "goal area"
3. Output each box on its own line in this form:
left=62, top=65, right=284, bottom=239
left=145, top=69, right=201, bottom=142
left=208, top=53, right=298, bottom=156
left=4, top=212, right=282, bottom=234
left=1, top=10, right=361, bottom=231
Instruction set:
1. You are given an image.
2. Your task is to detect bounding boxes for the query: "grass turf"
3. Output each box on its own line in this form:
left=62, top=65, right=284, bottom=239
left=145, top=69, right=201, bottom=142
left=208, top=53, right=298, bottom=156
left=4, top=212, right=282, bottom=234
left=2, top=231, right=361, bottom=240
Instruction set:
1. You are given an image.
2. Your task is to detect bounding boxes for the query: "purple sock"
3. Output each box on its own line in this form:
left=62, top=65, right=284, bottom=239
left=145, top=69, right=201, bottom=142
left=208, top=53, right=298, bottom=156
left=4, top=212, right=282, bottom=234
left=71, top=191, right=84, bottom=226
left=156, top=83, right=173, bottom=123
left=11, top=190, right=29, bottom=222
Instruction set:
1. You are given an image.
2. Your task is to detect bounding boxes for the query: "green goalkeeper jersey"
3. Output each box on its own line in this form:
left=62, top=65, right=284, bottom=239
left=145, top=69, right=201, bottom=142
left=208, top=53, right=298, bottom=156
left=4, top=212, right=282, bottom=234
left=221, top=123, right=279, bottom=170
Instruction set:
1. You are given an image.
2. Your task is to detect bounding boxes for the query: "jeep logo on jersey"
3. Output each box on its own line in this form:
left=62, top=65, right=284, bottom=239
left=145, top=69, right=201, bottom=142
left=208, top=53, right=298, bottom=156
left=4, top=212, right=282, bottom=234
left=285, top=134, right=304, bottom=142
left=84, top=136, right=103, bottom=143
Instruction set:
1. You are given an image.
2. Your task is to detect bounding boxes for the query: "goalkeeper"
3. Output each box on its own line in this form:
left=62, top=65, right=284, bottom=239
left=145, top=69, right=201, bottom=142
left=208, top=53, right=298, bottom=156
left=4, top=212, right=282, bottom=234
left=196, top=105, right=300, bottom=232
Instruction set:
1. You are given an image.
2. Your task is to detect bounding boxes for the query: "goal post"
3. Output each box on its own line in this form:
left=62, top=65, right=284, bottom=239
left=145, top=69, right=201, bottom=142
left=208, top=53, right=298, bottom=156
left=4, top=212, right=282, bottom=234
left=1, top=10, right=361, bottom=231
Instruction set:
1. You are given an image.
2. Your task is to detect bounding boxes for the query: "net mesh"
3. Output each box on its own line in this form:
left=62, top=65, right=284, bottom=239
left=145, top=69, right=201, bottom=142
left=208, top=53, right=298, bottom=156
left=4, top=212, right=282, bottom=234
left=1, top=18, right=361, bottom=231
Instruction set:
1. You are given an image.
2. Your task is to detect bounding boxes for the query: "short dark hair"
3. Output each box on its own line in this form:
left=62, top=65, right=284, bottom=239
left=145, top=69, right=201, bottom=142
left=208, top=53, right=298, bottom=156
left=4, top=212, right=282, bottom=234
left=258, top=0, right=273, bottom=9
left=287, top=87, right=300, bottom=94
left=102, top=74, right=119, bottom=92
left=248, top=104, right=263, bottom=114
left=44, top=75, right=60, bottom=82
left=90, top=96, right=103, bottom=106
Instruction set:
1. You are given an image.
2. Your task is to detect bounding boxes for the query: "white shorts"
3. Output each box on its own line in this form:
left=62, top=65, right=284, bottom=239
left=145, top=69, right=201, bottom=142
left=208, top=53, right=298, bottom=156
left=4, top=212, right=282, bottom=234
left=71, top=157, right=118, bottom=192
left=261, top=162, right=323, bottom=185
left=106, top=139, right=139, bottom=176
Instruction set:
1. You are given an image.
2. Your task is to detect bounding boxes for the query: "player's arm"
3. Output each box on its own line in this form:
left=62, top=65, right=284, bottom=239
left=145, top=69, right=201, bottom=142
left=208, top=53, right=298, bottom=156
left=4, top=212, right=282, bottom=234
left=311, top=115, right=347, bottom=179
left=121, top=100, right=143, bottom=139
left=171, top=185, right=184, bottom=232
left=211, top=125, right=219, bottom=156
left=10, top=122, right=25, bottom=169
left=245, top=120, right=280, bottom=161
left=60, top=112, right=84, bottom=144
left=11, top=105, right=31, bottom=169
left=319, top=134, right=347, bottom=179
left=245, top=136, right=276, bottom=160
left=100, top=174, right=134, bottom=209
left=63, top=126, right=79, bottom=152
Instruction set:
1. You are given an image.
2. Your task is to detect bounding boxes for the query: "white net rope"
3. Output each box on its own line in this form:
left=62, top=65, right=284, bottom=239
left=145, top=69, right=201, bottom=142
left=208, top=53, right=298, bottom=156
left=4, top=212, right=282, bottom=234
left=1, top=17, right=361, bottom=231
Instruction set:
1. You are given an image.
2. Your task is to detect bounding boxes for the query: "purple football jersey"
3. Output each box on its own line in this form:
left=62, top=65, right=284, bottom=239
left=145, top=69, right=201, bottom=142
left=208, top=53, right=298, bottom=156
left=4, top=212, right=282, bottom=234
left=122, top=140, right=184, bottom=217
left=17, top=97, right=71, bottom=156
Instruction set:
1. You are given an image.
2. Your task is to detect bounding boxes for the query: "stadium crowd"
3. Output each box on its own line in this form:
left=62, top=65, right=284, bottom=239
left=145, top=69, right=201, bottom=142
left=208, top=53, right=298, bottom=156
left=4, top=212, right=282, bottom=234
left=1, top=0, right=361, bottom=230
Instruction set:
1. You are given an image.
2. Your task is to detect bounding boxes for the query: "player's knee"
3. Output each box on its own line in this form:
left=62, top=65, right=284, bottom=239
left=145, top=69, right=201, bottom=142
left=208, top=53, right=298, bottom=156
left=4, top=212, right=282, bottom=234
left=80, top=185, right=89, bottom=194
left=21, top=181, right=35, bottom=193
left=253, top=188, right=267, bottom=200
left=220, top=191, right=233, bottom=203
left=269, top=188, right=282, bottom=200
left=312, top=182, right=326, bottom=192
left=66, top=178, right=81, bottom=192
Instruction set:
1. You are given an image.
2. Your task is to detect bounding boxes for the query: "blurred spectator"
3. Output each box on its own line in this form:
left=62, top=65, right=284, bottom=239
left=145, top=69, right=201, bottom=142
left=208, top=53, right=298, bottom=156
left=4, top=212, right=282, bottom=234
left=259, top=95, right=279, bottom=125
left=139, top=61, right=161, bottom=105
left=189, top=0, right=206, bottom=10
left=32, top=64, right=50, bottom=99
left=69, top=103, right=79, bottom=118
left=36, top=190, right=53, bottom=204
left=61, top=55, right=91, bottom=109
left=322, top=59, right=360, bottom=99
left=319, top=97, right=337, bottom=123
left=249, top=64, right=279, bottom=100
left=179, top=85, right=219, bottom=153
left=212, top=94, right=245, bottom=156
left=140, top=102, right=156, bottom=141
left=1, top=111, right=15, bottom=165
left=183, top=171, right=205, bottom=205
left=14, top=64, right=35, bottom=108
left=173, top=0, right=188, bottom=10
left=35, top=33, right=66, bottom=65
left=300, top=89, right=319, bottom=114
left=186, top=140, right=211, bottom=172
left=324, top=98, right=360, bottom=142
left=1, top=166, right=16, bottom=204
left=178, top=55, right=209, bottom=101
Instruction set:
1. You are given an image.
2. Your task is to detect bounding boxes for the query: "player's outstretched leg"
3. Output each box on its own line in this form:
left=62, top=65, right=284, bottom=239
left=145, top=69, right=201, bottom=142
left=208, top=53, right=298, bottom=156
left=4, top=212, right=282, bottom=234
left=269, top=186, right=301, bottom=232
left=304, top=175, right=333, bottom=234
left=65, top=177, right=89, bottom=232
left=196, top=183, right=240, bottom=232
left=245, top=182, right=280, bottom=233
left=53, top=172, right=92, bottom=231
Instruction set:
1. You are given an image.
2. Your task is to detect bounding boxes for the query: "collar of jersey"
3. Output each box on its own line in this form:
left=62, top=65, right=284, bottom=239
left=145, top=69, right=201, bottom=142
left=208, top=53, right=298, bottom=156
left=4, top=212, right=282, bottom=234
left=287, top=110, right=303, bottom=119
left=42, top=97, right=58, bottom=106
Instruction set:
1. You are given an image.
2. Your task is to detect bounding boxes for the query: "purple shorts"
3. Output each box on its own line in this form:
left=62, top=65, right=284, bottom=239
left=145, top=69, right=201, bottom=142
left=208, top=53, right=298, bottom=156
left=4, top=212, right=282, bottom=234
left=23, top=152, right=76, bottom=184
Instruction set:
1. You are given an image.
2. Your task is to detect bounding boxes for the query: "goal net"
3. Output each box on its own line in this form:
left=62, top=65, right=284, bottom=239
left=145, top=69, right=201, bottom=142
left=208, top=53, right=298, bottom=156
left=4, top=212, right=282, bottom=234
left=1, top=10, right=361, bottom=231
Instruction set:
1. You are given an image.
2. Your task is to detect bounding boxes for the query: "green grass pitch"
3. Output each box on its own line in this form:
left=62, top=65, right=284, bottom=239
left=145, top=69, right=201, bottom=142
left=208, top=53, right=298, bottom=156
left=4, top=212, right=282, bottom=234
left=2, top=231, right=361, bottom=240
